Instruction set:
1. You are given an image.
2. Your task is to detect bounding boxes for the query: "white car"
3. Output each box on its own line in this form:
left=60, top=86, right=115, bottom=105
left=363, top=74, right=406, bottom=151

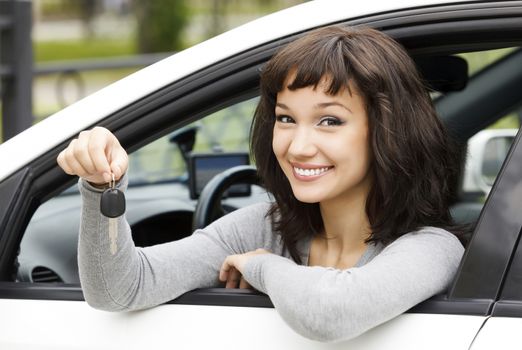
left=1, top=0, right=522, bottom=348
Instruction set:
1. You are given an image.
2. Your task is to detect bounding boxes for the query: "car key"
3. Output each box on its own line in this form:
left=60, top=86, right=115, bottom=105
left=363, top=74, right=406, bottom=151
left=100, top=174, right=126, bottom=255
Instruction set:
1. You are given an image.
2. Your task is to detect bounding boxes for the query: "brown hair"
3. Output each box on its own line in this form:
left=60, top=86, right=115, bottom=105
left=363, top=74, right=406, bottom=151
left=250, top=26, right=464, bottom=263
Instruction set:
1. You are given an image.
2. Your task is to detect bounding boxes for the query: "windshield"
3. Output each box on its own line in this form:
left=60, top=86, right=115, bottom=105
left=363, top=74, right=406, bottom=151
left=127, top=97, right=259, bottom=186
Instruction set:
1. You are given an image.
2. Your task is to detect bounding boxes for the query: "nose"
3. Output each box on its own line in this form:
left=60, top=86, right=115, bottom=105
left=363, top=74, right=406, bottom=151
left=288, top=126, right=317, bottom=158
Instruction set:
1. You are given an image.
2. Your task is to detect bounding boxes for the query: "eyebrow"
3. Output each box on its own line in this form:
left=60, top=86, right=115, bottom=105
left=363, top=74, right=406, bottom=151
left=315, top=102, right=352, bottom=113
left=276, top=102, right=352, bottom=113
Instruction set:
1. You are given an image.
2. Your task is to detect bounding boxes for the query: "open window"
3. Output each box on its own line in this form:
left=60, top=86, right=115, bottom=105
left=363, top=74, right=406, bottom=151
left=17, top=96, right=261, bottom=284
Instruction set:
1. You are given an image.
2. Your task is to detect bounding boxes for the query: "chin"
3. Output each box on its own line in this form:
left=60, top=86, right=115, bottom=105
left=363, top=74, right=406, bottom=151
left=292, top=190, right=324, bottom=204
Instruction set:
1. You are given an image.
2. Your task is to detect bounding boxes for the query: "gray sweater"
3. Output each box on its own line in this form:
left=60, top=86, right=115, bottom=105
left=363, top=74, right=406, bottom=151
left=78, top=175, right=464, bottom=342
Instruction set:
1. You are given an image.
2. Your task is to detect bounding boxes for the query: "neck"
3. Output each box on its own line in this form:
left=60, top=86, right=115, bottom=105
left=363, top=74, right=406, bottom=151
left=319, top=181, right=372, bottom=252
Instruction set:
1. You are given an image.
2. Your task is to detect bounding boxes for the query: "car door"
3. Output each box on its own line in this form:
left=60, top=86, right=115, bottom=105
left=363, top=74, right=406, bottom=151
left=469, top=132, right=522, bottom=349
left=1, top=1, right=522, bottom=349
left=471, top=234, right=522, bottom=349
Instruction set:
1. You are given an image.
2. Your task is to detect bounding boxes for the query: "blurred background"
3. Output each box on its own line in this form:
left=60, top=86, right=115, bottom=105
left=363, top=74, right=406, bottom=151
left=0, top=0, right=519, bottom=144
left=0, top=0, right=306, bottom=142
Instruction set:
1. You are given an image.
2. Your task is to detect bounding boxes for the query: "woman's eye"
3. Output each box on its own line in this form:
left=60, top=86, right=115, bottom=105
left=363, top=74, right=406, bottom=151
left=318, top=116, right=344, bottom=126
left=276, top=115, right=295, bottom=124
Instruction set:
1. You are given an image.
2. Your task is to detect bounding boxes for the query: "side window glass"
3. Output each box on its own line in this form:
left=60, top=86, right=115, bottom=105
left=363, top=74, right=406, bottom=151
left=450, top=48, right=521, bottom=224
left=481, top=135, right=515, bottom=186
left=463, top=119, right=519, bottom=200
left=17, top=97, right=259, bottom=285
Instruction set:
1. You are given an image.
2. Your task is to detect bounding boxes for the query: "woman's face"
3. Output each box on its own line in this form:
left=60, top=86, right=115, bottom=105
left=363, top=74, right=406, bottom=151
left=272, top=77, right=372, bottom=205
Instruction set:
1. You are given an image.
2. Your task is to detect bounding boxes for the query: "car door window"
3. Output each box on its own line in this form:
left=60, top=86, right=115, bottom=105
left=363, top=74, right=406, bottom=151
left=10, top=45, right=522, bottom=303
left=16, top=97, right=259, bottom=284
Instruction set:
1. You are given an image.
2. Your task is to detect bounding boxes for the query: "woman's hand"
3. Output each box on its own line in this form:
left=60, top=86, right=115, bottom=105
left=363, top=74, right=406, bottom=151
left=57, top=126, right=128, bottom=185
left=219, top=249, right=271, bottom=289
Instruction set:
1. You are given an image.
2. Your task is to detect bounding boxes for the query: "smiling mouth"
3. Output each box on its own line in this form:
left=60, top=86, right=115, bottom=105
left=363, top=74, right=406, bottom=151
left=293, top=166, right=333, bottom=177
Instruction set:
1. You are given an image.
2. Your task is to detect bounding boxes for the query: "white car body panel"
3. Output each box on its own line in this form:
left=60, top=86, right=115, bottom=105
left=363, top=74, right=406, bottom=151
left=0, top=299, right=484, bottom=349
left=470, top=317, right=522, bottom=349
left=0, top=0, right=469, bottom=182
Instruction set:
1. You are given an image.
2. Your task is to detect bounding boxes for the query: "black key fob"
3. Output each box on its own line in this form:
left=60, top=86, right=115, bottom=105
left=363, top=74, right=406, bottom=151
left=100, top=188, right=126, bottom=218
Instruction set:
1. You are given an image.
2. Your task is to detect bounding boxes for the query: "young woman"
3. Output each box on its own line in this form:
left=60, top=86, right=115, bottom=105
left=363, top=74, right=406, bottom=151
left=57, top=26, right=465, bottom=342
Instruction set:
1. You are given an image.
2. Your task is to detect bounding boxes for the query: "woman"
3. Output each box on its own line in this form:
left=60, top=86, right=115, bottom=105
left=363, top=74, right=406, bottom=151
left=57, top=26, right=464, bottom=342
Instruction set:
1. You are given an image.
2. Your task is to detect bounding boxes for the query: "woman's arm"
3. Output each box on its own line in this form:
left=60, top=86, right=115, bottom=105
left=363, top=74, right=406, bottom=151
left=59, top=127, right=274, bottom=311
left=240, top=229, right=464, bottom=342
left=78, top=174, right=273, bottom=311
left=78, top=174, right=223, bottom=310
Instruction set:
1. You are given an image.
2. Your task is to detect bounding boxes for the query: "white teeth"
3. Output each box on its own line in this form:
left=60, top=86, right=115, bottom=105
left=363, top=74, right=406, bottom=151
left=294, top=167, right=330, bottom=177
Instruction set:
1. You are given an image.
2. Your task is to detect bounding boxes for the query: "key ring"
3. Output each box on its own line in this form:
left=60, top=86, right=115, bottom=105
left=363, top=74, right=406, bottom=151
left=110, top=173, right=116, bottom=190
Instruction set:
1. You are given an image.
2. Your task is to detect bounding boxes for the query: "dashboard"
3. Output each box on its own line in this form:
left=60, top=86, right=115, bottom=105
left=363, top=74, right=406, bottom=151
left=17, top=180, right=268, bottom=284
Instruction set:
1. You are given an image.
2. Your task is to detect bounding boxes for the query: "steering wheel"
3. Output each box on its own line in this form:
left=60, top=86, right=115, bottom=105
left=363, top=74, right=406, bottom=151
left=192, top=165, right=261, bottom=231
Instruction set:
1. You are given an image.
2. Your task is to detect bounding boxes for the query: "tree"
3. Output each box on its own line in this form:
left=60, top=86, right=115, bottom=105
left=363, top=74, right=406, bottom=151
left=134, top=0, right=189, bottom=53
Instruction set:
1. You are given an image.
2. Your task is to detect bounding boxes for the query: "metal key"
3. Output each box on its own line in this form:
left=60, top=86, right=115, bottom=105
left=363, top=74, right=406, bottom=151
left=100, top=174, right=126, bottom=255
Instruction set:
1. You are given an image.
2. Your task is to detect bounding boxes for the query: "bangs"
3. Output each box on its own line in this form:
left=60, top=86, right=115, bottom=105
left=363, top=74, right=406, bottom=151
left=262, top=28, right=357, bottom=97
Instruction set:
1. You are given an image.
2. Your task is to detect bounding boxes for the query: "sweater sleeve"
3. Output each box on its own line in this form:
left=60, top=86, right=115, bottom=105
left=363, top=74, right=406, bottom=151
left=242, top=228, right=464, bottom=342
left=78, top=174, right=273, bottom=311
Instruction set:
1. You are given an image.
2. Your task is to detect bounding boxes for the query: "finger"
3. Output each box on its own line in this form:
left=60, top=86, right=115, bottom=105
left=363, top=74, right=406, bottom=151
left=65, top=140, right=89, bottom=177
left=74, top=131, right=97, bottom=174
left=57, top=150, right=75, bottom=175
left=226, top=267, right=242, bottom=289
left=88, top=127, right=112, bottom=182
left=239, top=277, right=251, bottom=289
left=110, top=146, right=128, bottom=181
left=219, top=257, right=232, bottom=282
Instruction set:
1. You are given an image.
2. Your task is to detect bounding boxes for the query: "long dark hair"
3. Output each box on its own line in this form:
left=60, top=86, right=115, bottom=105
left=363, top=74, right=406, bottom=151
left=250, top=26, right=464, bottom=263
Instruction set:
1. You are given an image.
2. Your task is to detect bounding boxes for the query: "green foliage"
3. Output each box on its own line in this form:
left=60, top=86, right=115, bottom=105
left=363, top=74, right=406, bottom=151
left=35, top=38, right=136, bottom=62
left=135, top=0, right=190, bottom=53
left=189, top=0, right=297, bottom=15
left=458, top=47, right=516, bottom=76
left=490, top=113, right=520, bottom=129
left=40, top=0, right=83, bottom=19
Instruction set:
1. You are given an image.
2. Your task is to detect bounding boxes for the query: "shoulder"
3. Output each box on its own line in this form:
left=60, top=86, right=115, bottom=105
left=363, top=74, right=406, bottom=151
left=360, top=227, right=465, bottom=297
left=380, top=227, right=464, bottom=271
left=390, top=227, right=464, bottom=251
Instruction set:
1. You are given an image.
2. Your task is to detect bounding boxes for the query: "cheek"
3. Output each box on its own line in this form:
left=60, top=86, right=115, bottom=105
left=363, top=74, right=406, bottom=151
left=354, top=133, right=372, bottom=172
left=272, top=128, right=287, bottom=160
left=334, top=130, right=371, bottom=166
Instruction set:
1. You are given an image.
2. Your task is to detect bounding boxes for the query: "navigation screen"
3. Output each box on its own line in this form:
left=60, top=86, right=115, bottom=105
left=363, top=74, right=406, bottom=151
left=189, top=153, right=250, bottom=199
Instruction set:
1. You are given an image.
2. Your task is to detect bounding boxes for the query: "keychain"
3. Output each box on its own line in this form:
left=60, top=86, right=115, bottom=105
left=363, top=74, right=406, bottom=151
left=100, top=174, right=126, bottom=255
